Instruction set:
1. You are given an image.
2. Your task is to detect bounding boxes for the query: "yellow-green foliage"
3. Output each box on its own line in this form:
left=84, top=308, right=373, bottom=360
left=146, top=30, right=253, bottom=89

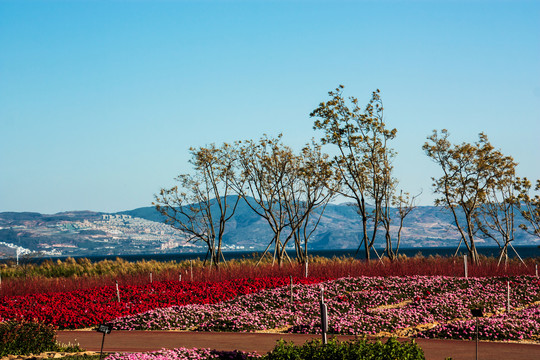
left=0, top=254, right=338, bottom=279
left=0, top=257, right=206, bottom=279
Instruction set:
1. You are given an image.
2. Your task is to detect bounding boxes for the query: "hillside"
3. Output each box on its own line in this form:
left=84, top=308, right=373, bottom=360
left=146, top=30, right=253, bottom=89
left=0, top=198, right=538, bottom=258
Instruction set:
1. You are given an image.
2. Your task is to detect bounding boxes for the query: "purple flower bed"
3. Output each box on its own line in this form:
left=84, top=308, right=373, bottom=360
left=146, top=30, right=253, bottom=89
left=111, top=276, right=540, bottom=342
left=416, top=304, right=540, bottom=341
left=105, top=347, right=261, bottom=360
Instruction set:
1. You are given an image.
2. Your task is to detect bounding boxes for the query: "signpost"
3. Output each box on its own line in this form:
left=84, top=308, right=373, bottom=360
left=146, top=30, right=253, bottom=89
left=97, top=323, right=113, bottom=360
left=470, top=308, right=483, bottom=360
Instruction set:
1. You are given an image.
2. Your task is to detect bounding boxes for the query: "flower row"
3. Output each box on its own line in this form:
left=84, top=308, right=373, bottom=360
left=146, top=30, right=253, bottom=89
left=0, top=277, right=325, bottom=329
left=111, top=275, right=540, bottom=342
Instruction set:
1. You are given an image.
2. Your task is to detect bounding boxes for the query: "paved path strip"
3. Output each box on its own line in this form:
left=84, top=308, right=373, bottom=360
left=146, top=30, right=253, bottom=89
left=57, top=331, right=540, bottom=360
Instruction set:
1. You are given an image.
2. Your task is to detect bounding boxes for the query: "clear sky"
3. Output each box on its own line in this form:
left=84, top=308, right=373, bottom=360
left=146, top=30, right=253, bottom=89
left=1, top=0, right=539, bottom=214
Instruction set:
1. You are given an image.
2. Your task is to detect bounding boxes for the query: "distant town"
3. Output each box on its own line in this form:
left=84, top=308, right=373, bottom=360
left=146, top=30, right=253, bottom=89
left=0, top=212, right=252, bottom=259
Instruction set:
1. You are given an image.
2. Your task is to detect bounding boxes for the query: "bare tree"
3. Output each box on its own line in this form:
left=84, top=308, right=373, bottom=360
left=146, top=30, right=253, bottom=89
left=423, top=130, right=516, bottom=264
left=233, top=135, right=336, bottom=266
left=474, top=173, right=524, bottom=266
left=233, top=135, right=296, bottom=266
left=287, top=140, right=338, bottom=264
left=311, top=85, right=397, bottom=260
left=381, top=190, right=421, bottom=261
left=153, top=143, right=241, bottom=268
left=515, top=177, right=540, bottom=239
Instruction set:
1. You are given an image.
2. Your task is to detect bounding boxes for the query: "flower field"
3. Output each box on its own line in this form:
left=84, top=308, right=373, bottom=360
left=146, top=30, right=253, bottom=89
left=111, top=275, right=540, bottom=342
left=106, top=348, right=262, bottom=360
left=1, top=256, right=539, bottom=343
left=0, top=277, right=326, bottom=329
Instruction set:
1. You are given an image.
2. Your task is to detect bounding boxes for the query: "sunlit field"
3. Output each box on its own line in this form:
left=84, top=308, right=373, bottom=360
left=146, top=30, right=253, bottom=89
left=1, top=255, right=539, bottom=342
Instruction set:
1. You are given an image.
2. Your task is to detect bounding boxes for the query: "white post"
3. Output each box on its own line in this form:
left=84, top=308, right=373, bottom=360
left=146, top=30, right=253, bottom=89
left=179, top=274, right=182, bottom=282
left=150, top=272, right=153, bottom=283
left=16, top=248, right=20, bottom=266
left=304, top=260, right=308, bottom=278
left=536, top=264, right=538, bottom=279
left=190, top=260, right=193, bottom=281
left=115, top=280, right=121, bottom=302
left=506, top=280, right=510, bottom=313
left=290, top=275, right=293, bottom=303
left=464, top=255, right=468, bottom=279
left=320, top=287, right=328, bottom=344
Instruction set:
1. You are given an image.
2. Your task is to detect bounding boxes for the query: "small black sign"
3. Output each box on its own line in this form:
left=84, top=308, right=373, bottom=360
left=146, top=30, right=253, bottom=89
left=470, top=308, right=484, bottom=317
left=97, top=323, right=113, bottom=334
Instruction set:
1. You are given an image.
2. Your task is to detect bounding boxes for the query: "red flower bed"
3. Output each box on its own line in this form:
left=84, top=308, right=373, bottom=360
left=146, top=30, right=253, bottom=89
left=0, top=277, right=326, bottom=329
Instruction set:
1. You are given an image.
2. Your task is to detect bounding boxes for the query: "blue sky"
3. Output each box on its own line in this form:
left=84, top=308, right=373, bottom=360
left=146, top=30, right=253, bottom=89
left=1, top=0, right=539, bottom=213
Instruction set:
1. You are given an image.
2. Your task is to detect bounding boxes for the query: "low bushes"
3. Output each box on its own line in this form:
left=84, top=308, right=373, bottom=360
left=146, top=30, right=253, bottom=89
left=266, top=338, right=425, bottom=360
left=0, top=320, right=80, bottom=356
left=103, top=338, right=425, bottom=360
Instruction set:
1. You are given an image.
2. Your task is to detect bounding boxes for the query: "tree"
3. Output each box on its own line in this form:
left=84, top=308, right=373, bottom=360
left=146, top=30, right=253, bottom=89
left=382, top=190, right=420, bottom=261
left=233, top=135, right=336, bottom=266
left=423, top=130, right=517, bottom=264
left=233, top=135, right=297, bottom=266
left=515, top=177, right=540, bottom=239
left=311, top=85, right=397, bottom=260
left=153, top=143, right=241, bottom=268
left=287, top=139, right=338, bottom=264
left=474, top=173, right=522, bottom=266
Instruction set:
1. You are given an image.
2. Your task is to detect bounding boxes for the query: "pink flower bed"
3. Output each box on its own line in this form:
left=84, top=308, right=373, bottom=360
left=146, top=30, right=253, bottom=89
left=112, top=275, right=540, bottom=342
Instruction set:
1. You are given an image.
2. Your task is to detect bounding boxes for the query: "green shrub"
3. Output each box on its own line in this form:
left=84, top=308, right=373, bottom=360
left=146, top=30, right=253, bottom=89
left=264, top=337, right=425, bottom=360
left=0, top=320, right=81, bottom=356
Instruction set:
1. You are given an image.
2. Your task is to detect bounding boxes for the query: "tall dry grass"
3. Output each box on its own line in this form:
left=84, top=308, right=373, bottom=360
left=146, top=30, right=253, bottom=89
left=0, top=254, right=537, bottom=297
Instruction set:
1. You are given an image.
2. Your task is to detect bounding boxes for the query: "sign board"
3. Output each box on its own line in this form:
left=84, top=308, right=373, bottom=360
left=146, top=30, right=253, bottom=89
left=97, top=323, right=113, bottom=334
left=470, top=308, right=483, bottom=318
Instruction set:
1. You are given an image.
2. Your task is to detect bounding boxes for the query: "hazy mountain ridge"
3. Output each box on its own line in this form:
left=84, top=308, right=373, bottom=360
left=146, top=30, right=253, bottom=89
left=0, top=199, right=537, bottom=258
left=119, top=200, right=537, bottom=249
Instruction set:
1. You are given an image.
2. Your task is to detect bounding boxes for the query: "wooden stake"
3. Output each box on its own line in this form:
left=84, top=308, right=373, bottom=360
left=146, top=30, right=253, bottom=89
left=464, top=255, right=468, bottom=279
left=190, top=260, right=193, bottom=281
left=290, top=275, right=293, bottom=303
left=506, top=280, right=510, bottom=313
left=320, top=287, right=328, bottom=344
left=150, top=272, right=153, bottom=284
left=115, top=281, right=121, bottom=302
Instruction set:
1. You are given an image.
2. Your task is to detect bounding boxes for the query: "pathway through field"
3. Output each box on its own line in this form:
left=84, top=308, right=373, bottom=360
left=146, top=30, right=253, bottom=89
left=57, top=330, right=540, bottom=360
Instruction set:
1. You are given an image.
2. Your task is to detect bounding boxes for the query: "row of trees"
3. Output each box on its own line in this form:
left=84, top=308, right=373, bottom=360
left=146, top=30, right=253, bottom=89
left=155, top=86, right=540, bottom=267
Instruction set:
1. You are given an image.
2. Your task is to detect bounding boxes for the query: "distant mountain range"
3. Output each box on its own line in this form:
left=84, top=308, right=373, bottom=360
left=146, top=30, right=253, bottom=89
left=119, top=200, right=538, bottom=248
left=0, top=198, right=538, bottom=258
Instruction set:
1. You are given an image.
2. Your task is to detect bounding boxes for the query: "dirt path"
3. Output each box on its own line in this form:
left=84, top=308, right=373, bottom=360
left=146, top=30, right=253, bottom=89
left=57, top=330, right=540, bottom=360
